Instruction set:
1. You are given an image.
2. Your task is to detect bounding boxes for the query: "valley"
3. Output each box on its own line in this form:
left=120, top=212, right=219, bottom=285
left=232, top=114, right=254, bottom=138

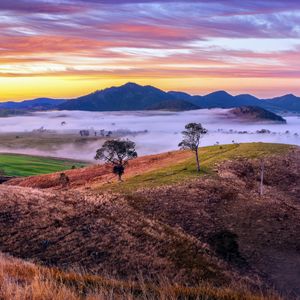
left=0, top=109, right=299, bottom=162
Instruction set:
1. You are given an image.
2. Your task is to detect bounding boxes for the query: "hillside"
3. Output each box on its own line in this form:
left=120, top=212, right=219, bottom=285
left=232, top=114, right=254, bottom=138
left=3, top=143, right=300, bottom=299
left=229, top=106, right=287, bottom=123
left=263, top=94, right=300, bottom=112
left=58, top=82, right=199, bottom=111
left=0, top=253, right=279, bottom=300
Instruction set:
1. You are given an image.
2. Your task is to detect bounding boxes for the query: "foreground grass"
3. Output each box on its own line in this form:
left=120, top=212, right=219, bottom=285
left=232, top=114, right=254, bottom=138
left=0, top=153, right=86, bottom=177
left=0, top=253, right=281, bottom=300
left=101, top=143, right=292, bottom=193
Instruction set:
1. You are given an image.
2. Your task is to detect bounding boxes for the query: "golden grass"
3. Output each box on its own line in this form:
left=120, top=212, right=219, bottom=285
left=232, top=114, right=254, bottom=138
left=98, top=143, right=292, bottom=193
left=0, top=253, right=281, bottom=300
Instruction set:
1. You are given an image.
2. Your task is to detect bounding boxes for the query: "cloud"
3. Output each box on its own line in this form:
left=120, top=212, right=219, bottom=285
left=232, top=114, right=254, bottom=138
left=0, top=0, right=300, bottom=97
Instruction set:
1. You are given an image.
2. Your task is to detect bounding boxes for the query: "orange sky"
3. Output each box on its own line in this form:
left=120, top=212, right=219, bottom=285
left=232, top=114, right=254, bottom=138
left=1, top=0, right=300, bottom=101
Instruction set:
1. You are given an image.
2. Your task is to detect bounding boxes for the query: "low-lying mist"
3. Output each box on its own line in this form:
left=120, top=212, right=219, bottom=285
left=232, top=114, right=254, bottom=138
left=0, top=109, right=299, bottom=161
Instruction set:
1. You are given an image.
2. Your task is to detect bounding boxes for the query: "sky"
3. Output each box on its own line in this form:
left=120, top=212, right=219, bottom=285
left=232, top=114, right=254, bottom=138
left=0, top=0, right=300, bottom=101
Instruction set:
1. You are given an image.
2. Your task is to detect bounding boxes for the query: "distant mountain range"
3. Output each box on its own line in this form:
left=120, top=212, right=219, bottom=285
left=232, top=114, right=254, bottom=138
left=0, top=98, right=65, bottom=110
left=1, top=83, right=300, bottom=113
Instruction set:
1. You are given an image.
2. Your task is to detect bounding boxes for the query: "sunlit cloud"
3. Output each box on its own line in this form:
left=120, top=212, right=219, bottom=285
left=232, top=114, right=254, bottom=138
left=0, top=0, right=300, bottom=100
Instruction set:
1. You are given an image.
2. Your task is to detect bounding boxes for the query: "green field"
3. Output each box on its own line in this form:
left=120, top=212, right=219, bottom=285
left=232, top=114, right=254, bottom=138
left=0, top=153, right=87, bottom=177
left=102, top=142, right=293, bottom=193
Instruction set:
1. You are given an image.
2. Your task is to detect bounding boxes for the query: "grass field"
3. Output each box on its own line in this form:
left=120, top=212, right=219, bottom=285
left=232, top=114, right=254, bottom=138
left=0, top=153, right=87, bottom=177
left=102, top=142, right=293, bottom=192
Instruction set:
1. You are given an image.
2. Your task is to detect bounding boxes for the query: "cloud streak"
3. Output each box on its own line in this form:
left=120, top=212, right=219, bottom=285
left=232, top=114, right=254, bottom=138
left=0, top=0, right=300, bottom=99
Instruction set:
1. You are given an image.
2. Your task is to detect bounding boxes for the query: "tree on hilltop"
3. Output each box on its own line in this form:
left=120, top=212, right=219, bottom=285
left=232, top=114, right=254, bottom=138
left=95, top=139, right=138, bottom=181
left=178, top=123, right=208, bottom=172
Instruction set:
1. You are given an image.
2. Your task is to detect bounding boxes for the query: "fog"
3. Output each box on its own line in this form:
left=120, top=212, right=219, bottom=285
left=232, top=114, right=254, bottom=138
left=0, top=109, right=299, bottom=161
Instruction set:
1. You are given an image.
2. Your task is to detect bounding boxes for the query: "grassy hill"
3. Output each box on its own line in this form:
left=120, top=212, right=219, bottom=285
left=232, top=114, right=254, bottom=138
left=0, top=153, right=86, bottom=176
left=100, top=143, right=292, bottom=192
left=8, top=142, right=292, bottom=189
left=1, top=143, right=299, bottom=299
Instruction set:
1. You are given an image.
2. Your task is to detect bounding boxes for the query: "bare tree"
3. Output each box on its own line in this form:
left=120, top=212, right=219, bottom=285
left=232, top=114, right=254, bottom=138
left=95, top=139, right=138, bottom=181
left=178, top=123, right=208, bottom=172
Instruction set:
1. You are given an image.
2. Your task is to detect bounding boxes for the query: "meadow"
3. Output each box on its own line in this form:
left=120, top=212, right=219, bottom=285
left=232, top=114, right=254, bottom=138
left=0, top=153, right=86, bottom=177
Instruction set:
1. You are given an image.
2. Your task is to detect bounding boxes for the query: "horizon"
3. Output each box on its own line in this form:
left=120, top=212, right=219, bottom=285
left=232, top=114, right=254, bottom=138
left=1, top=1, right=300, bottom=101
left=2, top=81, right=300, bottom=103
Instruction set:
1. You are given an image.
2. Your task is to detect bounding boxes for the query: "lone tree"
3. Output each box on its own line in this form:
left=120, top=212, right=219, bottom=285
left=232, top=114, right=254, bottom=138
left=95, top=139, right=138, bottom=181
left=178, top=123, right=208, bottom=172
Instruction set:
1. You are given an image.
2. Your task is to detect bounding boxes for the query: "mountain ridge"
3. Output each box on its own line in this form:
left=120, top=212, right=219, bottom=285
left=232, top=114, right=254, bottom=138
left=2, top=83, right=300, bottom=113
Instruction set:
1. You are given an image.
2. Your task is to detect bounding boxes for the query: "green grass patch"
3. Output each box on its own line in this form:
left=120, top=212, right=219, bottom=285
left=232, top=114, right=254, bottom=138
left=99, top=142, right=292, bottom=193
left=0, top=153, right=87, bottom=177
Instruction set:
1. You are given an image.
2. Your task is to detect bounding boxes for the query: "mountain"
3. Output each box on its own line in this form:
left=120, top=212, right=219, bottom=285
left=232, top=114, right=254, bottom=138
left=169, top=89, right=300, bottom=113
left=0, top=98, right=66, bottom=110
left=263, top=94, right=300, bottom=113
left=229, top=106, right=287, bottom=123
left=200, top=91, right=236, bottom=108
left=58, top=82, right=193, bottom=111
left=1, top=83, right=300, bottom=113
left=146, top=99, right=200, bottom=111
left=168, top=91, right=195, bottom=101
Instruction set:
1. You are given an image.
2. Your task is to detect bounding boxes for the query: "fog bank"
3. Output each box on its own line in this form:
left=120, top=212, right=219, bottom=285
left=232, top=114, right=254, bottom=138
left=0, top=109, right=299, bottom=161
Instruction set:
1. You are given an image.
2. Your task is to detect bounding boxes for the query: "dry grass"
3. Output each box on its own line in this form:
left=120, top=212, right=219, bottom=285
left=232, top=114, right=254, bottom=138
left=7, top=143, right=292, bottom=191
left=6, top=149, right=191, bottom=189
left=1, top=143, right=299, bottom=299
left=0, top=253, right=281, bottom=300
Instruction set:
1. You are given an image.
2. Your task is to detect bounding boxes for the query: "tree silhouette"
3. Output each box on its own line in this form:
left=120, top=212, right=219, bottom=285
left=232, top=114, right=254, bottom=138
left=178, top=123, right=208, bottom=172
left=95, top=139, right=138, bottom=181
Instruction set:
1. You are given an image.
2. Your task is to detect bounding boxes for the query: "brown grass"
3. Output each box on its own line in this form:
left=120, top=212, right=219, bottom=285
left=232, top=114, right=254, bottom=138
left=1, top=144, right=299, bottom=299
left=0, top=253, right=281, bottom=300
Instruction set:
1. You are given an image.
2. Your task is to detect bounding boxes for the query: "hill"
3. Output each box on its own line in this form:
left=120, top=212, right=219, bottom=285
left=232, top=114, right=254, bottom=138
left=263, top=94, right=300, bottom=113
left=4, top=143, right=300, bottom=299
left=58, top=82, right=200, bottom=111
left=0, top=253, right=279, bottom=300
left=229, top=106, right=287, bottom=123
left=0, top=98, right=66, bottom=110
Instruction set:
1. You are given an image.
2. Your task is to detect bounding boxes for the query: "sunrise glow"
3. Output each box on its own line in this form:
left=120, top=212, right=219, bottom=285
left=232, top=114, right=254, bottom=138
left=1, top=0, right=300, bottom=100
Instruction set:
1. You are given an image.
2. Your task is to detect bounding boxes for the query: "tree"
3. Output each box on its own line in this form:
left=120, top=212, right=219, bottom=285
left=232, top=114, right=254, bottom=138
left=178, top=123, right=208, bottom=172
left=95, top=139, right=138, bottom=181
left=59, top=173, right=70, bottom=187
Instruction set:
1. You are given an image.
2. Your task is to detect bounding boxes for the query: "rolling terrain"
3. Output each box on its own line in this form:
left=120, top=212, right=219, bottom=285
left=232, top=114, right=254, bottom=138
left=1, top=143, right=299, bottom=299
